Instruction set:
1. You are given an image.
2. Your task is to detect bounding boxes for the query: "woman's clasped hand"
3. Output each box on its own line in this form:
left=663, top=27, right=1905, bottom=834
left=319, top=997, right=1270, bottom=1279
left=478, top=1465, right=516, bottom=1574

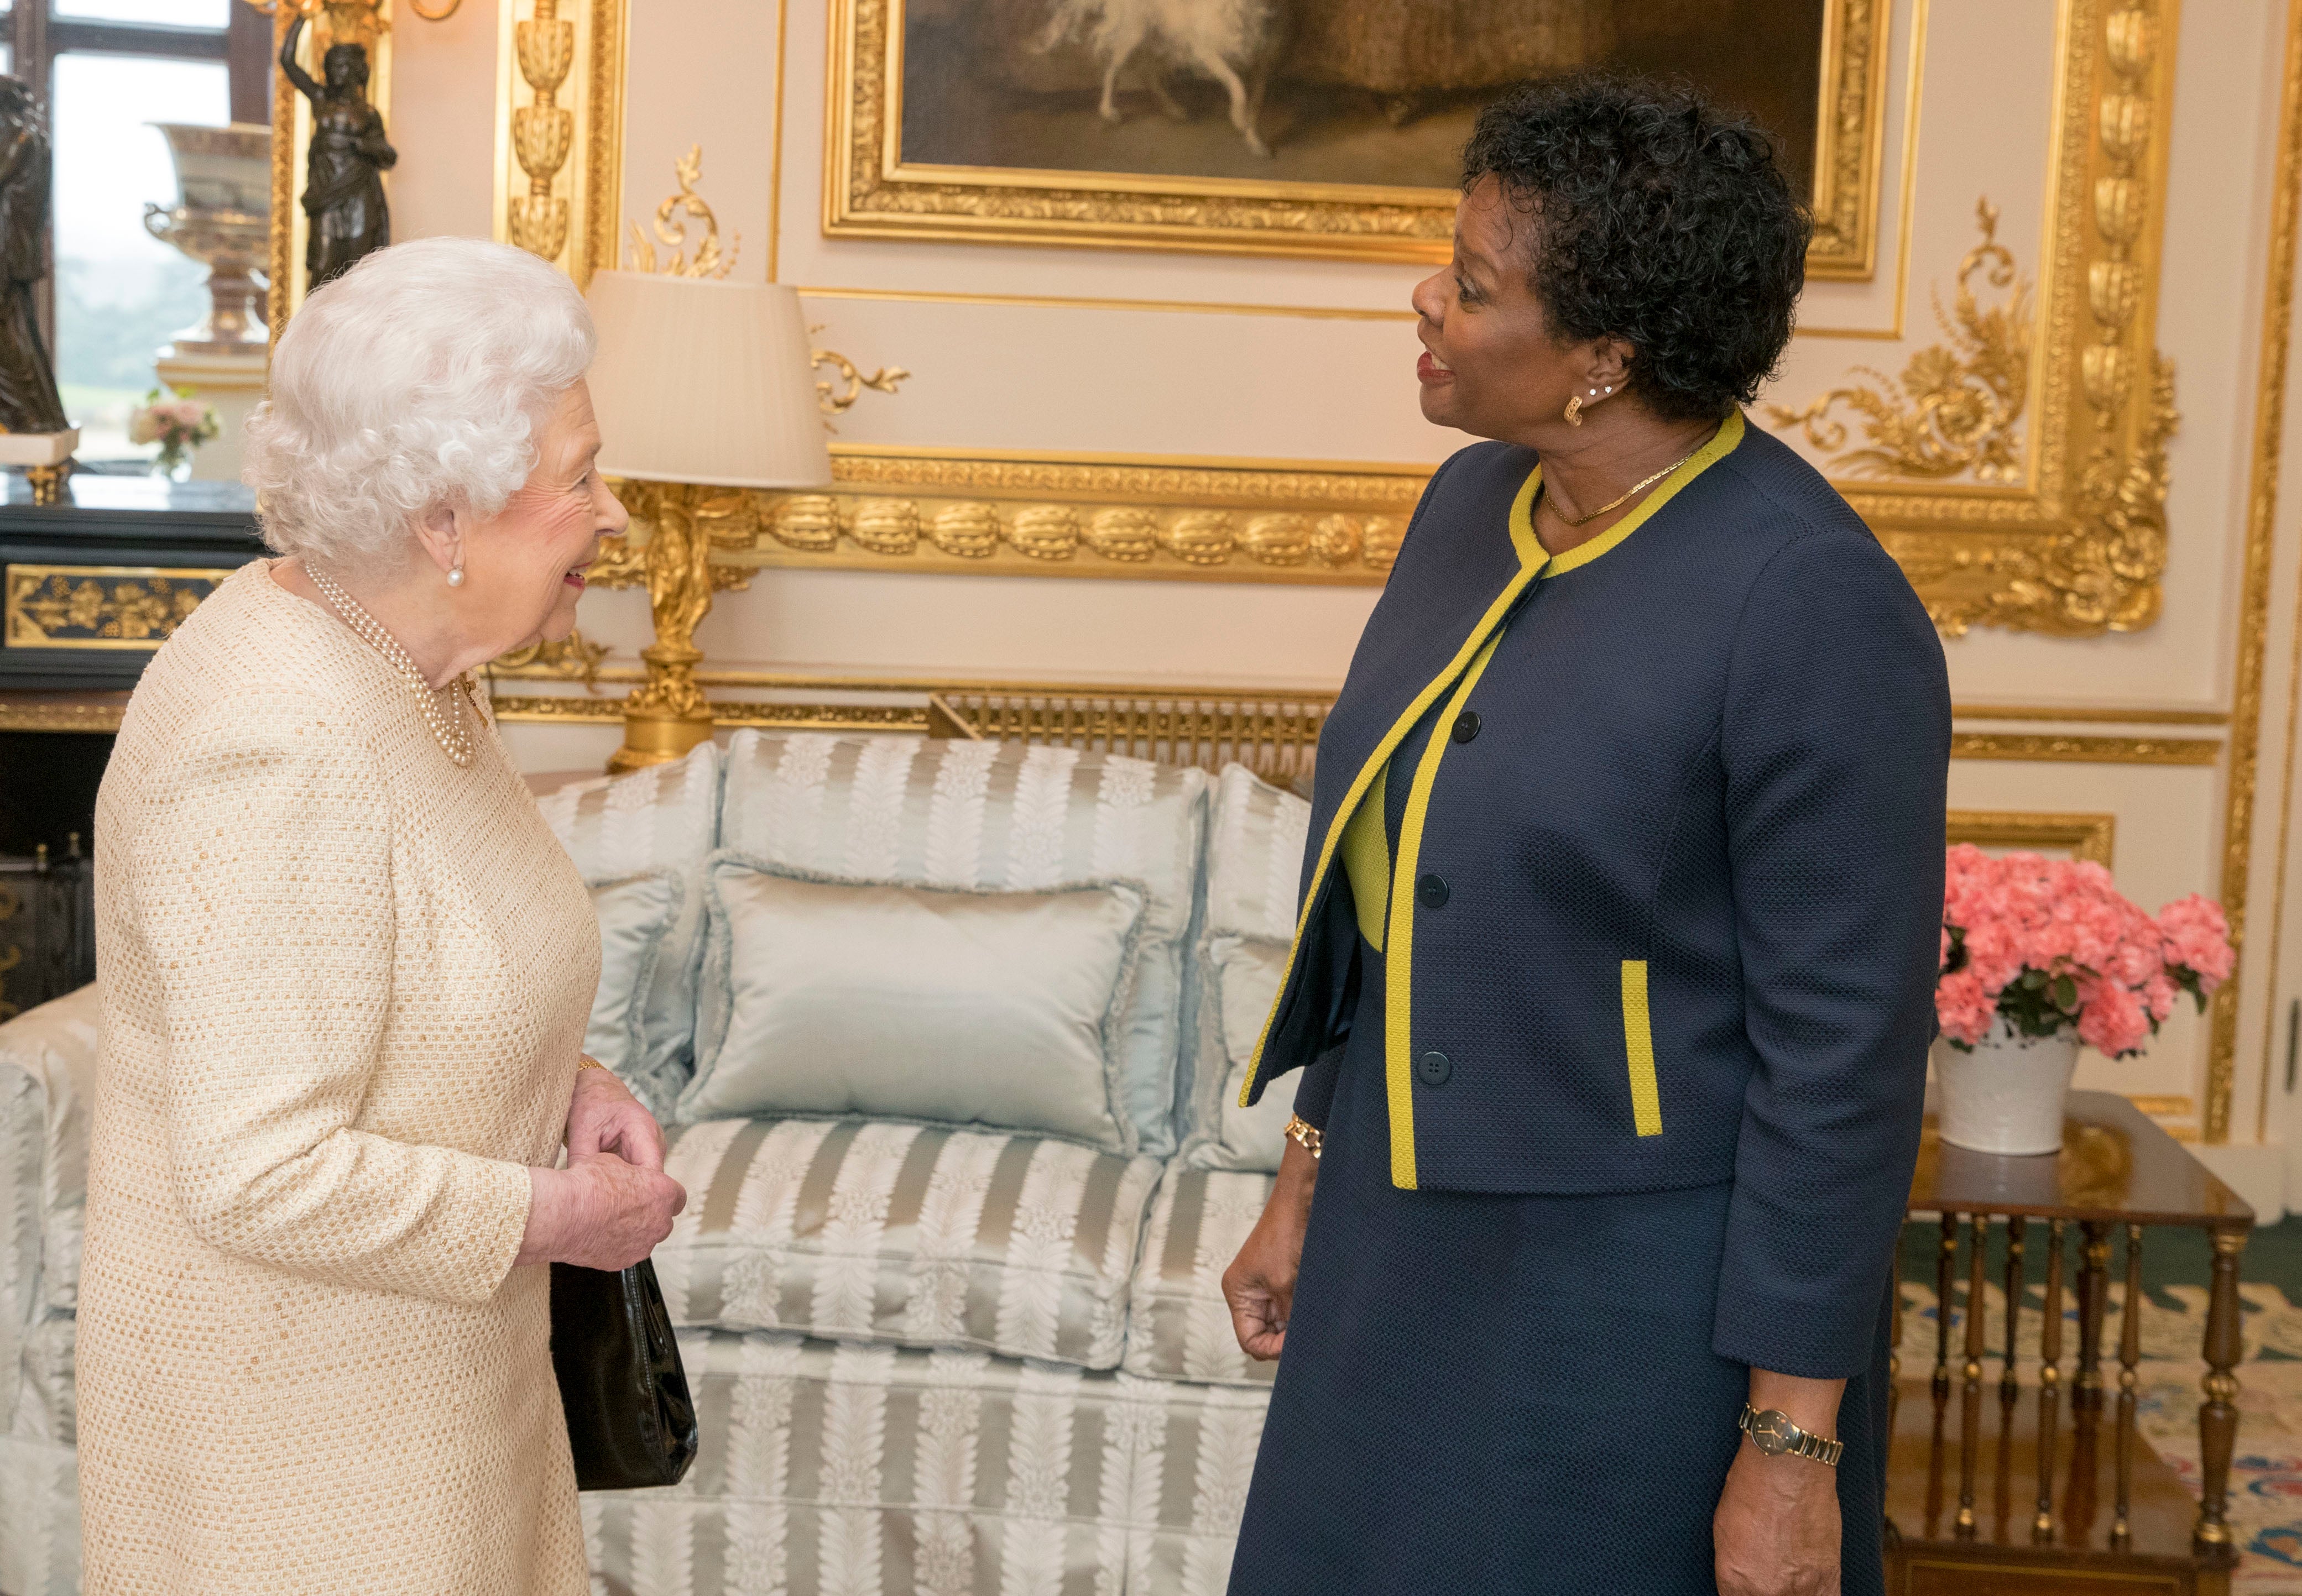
left=516, top=1065, right=687, bottom=1271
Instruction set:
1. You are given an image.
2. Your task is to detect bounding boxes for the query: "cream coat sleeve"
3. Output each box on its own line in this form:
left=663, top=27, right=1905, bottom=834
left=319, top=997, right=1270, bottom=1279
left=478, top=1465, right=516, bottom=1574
left=127, top=688, right=534, bottom=1306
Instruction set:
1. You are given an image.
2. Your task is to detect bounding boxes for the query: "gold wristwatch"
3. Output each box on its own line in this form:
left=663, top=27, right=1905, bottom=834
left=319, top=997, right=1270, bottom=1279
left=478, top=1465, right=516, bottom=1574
left=1739, top=1404, right=1842, bottom=1467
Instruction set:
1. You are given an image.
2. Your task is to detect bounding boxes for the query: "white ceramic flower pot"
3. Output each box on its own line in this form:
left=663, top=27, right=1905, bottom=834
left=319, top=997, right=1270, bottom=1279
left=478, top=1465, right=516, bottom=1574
left=1935, top=1022, right=2080, bottom=1157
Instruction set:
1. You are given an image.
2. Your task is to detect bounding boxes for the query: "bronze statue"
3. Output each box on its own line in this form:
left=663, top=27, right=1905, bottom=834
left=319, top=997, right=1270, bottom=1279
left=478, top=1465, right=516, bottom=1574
left=0, top=77, right=67, bottom=435
left=281, top=15, right=396, bottom=291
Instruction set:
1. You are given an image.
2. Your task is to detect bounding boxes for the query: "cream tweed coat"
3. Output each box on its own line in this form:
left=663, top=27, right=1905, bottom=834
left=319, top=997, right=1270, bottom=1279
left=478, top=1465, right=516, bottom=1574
left=77, top=562, right=599, bottom=1594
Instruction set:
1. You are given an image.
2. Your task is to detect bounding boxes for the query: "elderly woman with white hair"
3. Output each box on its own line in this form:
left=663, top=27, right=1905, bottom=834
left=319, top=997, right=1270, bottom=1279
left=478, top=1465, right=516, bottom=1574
left=75, top=237, right=685, bottom=1594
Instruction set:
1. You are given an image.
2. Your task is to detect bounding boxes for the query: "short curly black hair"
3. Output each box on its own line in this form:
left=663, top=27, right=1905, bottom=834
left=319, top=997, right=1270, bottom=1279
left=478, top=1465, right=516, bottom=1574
left=1460, top=74, right=1809, bottom=422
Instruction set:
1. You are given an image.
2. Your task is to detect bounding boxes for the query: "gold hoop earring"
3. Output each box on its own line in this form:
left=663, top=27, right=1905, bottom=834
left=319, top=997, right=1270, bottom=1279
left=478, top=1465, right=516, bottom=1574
left=1564, top=395, right=1584, bottom=427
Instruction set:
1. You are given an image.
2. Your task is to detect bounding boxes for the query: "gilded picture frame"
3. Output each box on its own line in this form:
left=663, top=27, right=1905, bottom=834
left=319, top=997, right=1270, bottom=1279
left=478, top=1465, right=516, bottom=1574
left=824, top=0, right=1893, bottom=276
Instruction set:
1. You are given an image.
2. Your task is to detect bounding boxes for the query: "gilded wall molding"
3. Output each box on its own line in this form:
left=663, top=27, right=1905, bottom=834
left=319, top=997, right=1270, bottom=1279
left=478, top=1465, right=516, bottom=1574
left=1946, top=731, right=2217, bottom=766
left=604, top=447, right=1431, bottom=587
left=2215, top=0, right=2302, bottom=1143
left=493, top=0, right=625, bottom=287
left=1944, top=809, right=2115, bottom=866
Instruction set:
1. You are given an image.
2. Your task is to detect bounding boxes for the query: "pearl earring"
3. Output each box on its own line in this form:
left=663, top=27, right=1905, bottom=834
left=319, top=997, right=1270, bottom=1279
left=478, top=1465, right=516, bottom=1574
left=446, top=565, right=466, bottom=588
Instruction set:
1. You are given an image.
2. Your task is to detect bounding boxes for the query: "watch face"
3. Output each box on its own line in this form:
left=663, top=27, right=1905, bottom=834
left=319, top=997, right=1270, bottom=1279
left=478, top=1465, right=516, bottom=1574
left=1748, top=1410, right=1795, bottom=1455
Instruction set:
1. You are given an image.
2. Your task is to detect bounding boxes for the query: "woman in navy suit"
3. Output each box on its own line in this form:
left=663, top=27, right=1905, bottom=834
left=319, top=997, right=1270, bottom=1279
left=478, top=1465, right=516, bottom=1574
left=1222, top=76, right=1950, bottom=1596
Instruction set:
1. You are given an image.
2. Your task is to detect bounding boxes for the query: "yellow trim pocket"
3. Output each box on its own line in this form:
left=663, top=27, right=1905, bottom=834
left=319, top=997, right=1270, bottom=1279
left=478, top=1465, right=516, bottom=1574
left=1620, top=961, right=1664, bottom=1138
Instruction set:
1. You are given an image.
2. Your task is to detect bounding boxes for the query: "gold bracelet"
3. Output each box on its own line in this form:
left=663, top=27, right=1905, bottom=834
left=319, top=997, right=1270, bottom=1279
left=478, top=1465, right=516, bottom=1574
left=576, top=1055, right=607, bottom=1071
left=1284, top=1114, right=1323, bottom=1160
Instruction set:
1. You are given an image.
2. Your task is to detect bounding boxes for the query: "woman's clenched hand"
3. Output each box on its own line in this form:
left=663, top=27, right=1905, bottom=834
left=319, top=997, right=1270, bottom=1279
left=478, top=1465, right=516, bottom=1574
left=517, top=1154, right=686, bottom=1270
left=1222, top=1137, right=1318, bottom=1362
left=566, top=1063, right=667, bottom=1172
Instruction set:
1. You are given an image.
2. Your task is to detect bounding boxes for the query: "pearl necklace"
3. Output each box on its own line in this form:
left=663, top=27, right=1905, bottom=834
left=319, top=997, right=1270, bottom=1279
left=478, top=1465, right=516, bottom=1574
left=307, top=566, right=476, bottom=767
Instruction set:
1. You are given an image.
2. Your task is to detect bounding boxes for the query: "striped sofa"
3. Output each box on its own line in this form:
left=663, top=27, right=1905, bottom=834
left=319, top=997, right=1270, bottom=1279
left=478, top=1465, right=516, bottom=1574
left=0, top=733, right=1311, bottom=1596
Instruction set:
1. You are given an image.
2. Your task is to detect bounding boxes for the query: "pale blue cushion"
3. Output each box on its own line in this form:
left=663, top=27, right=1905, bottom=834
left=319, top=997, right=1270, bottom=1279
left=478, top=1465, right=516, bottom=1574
left=582, top=870, right=683, bottom=1121
left=716, top=734, right=1208, bottom=1156
left=684, top=855, right=1149, bottom=1149
left=1190, top=933, right=1297, bottom=1173
left=536, top=744, right=720, bottom=1110
left=1182, top=765, right=1311, bottom=1170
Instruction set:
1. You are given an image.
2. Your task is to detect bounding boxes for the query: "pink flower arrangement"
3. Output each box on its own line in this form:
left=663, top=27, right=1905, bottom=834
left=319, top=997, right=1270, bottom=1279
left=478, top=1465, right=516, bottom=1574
left=127, top=388, right=220, bottom=474
left=1938, top=845, right=2234, bottom=1056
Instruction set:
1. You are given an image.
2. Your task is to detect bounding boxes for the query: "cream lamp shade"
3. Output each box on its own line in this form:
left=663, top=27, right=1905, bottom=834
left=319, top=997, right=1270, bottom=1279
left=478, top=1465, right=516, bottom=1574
left=584, top=271, right=832, bottom=489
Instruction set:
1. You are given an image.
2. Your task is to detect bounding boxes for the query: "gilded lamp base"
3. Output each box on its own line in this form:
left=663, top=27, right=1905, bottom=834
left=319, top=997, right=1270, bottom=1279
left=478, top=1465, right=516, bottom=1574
left=607, top=705, right=715, bottom=773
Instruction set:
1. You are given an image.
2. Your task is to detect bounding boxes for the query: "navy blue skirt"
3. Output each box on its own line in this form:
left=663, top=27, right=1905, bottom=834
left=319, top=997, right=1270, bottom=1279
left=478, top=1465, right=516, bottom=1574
left=1228, top=957, right=1889, bottom=1595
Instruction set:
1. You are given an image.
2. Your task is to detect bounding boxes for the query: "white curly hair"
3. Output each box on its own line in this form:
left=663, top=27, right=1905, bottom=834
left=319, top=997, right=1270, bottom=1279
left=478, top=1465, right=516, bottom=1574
left=242, top=237, right=596, bottom=573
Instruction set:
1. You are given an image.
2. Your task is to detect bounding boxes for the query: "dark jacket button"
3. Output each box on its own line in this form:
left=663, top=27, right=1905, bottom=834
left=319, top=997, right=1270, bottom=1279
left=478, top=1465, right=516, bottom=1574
left=1452, top=710, right=1481, bottom=744
left=1417, top=1051, right=1452, bottom=1087
left=1417, top=873, right=1449, bottom=907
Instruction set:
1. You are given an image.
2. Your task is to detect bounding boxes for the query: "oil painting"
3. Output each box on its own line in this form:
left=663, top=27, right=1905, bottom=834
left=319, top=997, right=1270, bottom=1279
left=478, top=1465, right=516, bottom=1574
left=828, top=0, right=1887, bottom=271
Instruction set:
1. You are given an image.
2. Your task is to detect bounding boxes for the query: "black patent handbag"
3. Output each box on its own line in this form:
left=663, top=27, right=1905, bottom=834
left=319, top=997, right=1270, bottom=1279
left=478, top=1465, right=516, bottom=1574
left=549, top=1259, right=699, bottom=1491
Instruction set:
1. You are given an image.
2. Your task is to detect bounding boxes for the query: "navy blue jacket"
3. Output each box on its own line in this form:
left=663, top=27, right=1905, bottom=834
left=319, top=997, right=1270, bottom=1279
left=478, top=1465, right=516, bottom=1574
left=1240, top=413, right=1950, bottom=1377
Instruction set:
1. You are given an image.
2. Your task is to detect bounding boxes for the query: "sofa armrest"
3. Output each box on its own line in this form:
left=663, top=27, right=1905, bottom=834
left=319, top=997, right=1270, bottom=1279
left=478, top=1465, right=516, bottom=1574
left=0, top=983, right=100, bottom=1378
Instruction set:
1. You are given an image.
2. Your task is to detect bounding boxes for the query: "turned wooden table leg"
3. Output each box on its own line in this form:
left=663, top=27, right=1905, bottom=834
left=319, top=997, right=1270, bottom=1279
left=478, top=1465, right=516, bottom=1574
left=2112, top=1224, right=2142, bottom=1549
left=1996, top=1215, right=2025, bottom=1535
left=2075, top=1221, right=2112, bottom=1414
left=1958, top=1212, right=1989, bottom=1538
left=2195, top=1226, right=2247, bottom=1562
left=2035, top=1218, right=2065, bottom=1543
left=1925, top=1212, right=1957, bottom=1536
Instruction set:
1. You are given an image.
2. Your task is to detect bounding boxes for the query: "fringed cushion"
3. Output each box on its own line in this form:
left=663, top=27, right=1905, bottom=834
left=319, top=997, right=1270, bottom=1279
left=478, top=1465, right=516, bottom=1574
left=655, top=1117, right=1162, bottom=1370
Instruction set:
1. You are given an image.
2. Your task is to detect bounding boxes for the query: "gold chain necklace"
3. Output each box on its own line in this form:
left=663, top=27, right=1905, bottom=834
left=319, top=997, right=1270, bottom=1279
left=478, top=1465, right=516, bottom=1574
left=307, top=566, right=476, bottom=767
left=1539, top=437, right=1710, bottom=529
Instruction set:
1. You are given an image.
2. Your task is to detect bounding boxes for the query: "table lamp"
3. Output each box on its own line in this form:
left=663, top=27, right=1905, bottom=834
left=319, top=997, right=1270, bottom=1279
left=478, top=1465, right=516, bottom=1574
left=585, top=270, right=832, bottom=772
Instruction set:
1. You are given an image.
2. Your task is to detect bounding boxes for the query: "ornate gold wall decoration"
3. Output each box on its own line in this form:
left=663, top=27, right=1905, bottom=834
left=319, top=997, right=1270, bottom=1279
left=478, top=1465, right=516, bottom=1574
left=624, top=145, right=737, bottom=278
left=1788, top=0, right=2179, bottom=639
left=492, top=0, right=625, bottom=288
left=822, top=0, right=1891, bottom=274
left=1769, top=199, right=2030, bottom=482
left=604, top=448, right=1426, bottom=587
left=4, top=567, right=222, bottom=651
left=812, top=345, right=909, bottom=419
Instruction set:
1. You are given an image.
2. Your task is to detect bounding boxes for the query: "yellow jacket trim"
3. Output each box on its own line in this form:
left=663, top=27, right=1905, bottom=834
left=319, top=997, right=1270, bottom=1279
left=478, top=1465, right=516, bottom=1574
left=1240, top=413, right=1741, bottom=1122
left=1340, top=765, right=1390, bottom=953
left=1620, top=960, right=1664, bottom=1137
left=1238, top=464, right=1546, bottom=1108
left=1383, top=631, right=1506, bottom=1188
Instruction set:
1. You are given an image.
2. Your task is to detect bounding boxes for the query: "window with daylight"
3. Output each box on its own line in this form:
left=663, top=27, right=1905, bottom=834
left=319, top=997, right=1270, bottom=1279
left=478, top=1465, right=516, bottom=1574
left=13, top=2, right=269, bottom=462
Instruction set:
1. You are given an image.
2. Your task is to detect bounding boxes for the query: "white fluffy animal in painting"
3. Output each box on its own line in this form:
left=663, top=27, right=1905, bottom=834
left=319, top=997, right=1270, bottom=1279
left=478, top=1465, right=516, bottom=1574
left=1038, top=0, right=1283, bottom=157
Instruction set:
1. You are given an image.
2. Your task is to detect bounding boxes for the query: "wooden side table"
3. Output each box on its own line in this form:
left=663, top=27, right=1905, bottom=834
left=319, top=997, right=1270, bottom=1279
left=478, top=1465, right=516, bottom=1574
left=1887, top=1090, right=2255, bottom=1594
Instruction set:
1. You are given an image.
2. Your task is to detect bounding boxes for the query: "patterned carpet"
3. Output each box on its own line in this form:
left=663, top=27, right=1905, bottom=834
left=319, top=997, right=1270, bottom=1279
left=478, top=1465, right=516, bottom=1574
left=1897, top=1218, right=2302, bottom=1591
